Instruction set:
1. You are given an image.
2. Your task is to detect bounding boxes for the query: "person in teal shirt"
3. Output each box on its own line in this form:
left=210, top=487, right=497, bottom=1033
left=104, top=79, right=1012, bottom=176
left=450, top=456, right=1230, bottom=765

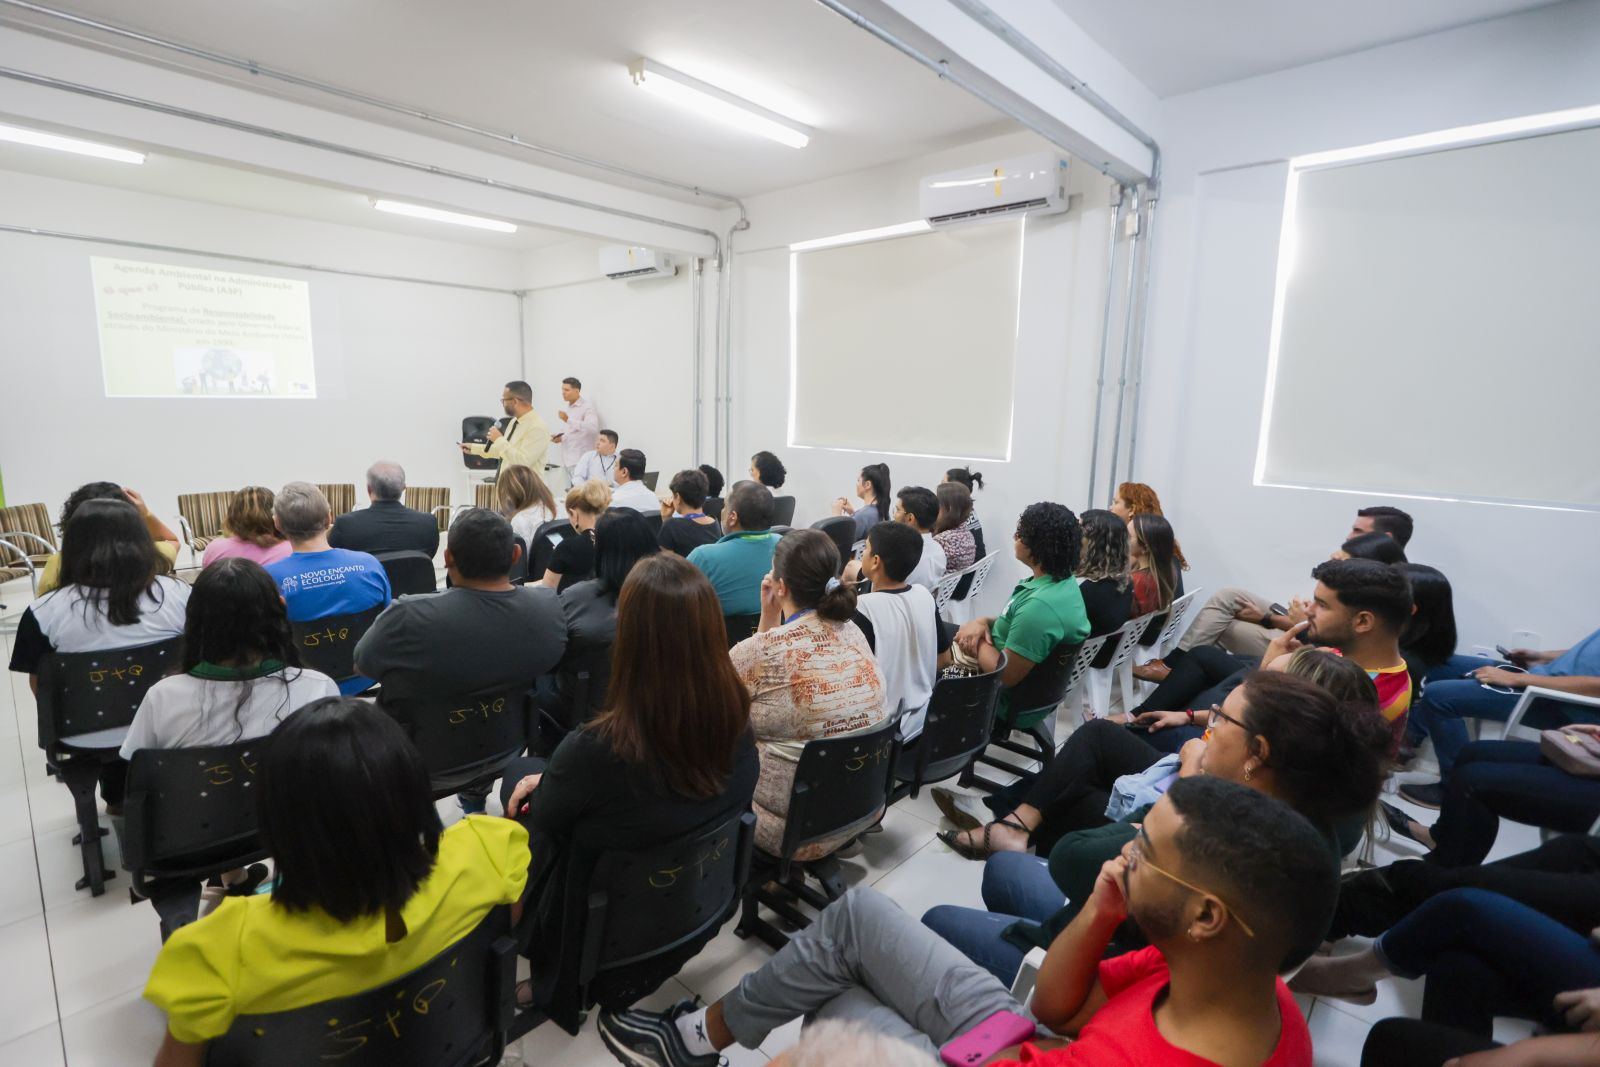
left=687, top=481, right=781, bottom=616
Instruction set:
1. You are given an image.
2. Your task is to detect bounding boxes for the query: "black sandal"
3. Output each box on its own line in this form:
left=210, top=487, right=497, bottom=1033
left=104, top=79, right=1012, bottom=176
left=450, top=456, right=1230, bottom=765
left=1380, top=801, right=1429, bottom=848
left=937, top=817, right=1031, bottom=861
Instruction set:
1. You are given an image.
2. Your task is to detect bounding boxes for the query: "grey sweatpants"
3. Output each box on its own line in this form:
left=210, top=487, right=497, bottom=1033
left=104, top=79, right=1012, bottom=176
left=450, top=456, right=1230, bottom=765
left=721, top=886, right=1031, bottom=1055
left=1177, top=586, right=1274, bottom=656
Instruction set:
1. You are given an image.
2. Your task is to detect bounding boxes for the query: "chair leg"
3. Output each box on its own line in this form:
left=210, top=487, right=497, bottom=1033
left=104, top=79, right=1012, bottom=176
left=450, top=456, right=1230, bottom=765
left=59, top=763, right=113, bottom=896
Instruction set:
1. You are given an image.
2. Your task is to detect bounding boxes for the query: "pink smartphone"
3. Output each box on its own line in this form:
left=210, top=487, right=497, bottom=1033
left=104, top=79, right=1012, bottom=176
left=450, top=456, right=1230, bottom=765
left=939, top=1010, right=1037, bottom=1066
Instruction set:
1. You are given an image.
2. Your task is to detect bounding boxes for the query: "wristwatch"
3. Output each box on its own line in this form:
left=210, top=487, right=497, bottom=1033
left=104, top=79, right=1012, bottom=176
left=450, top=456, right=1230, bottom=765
left=1259, top=613, right=1277, bottom=628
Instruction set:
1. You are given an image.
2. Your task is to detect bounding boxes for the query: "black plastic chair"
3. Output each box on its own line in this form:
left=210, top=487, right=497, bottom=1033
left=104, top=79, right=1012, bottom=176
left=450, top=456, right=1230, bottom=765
left=890, top=659, right=1006, bottom=804
left=510, top=809, right=755, bottom=1038
left=208, top=906, right=517, bottom=1067
left=964, top=637, right=1086, bottom=792
left=809, top=516, right=856, bottom=573
left=951, top=525, right=988, bottom=604
left=376, top=550, right=438, bottom=596
left=509, top=536, right=529, bottom=585
left=704, top=496, right=724, bottom=524
left=290, top=605, right=385, bottom=691
left=36, top=637, right=183, bottom=895
left=379, top=683, right=530, bottom=799
left=525, top=519, right=575, bottom=583
left=642, top=471, right=660, bottom=492
left=723, top=613, right=761, bottom=649
left=554, top=643, right=613, bottom=733
left=736, top=718, right=899, bottom=950
left=123, top=738, right=273, bottom=930
left=642, top=511, right=664, bottom=535
left=770, top=495, right=797, bottom=527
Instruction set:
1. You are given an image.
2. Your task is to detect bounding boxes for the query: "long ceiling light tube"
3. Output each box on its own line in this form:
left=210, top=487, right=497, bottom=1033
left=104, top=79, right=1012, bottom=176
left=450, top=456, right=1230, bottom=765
left=629, top=58, right=813, bottom=149
left=0, top=118, right=143, bottom=162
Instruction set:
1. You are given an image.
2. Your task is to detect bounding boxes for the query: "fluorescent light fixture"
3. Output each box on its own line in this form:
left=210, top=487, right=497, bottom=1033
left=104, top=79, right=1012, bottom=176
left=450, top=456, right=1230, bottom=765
left=789, top=219, right=930, bottom=253
left=371, top=199, right=517, bottom=233
left=0, top=122, right=144, bottom=164
left=1292, top=102, right=1600, bottom=171
left=629, top=58, right=812, bottom=149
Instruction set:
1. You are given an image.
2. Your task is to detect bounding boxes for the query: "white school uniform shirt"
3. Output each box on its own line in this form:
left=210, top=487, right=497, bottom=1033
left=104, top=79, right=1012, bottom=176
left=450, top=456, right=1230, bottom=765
left=558, top=396, right=601, bottom=466
left=905, top=531, right=948, bottom=592
left=120, top=667, right=339, bottom=758
left=27, top=576, right=191, bottom=653
left=855, top=585, right=939, bottom=740
left=509, top=504, right=556, bottom=547
left=610, top=479, right=660, bottom=515
left=572, top=449, right=618, bottom=486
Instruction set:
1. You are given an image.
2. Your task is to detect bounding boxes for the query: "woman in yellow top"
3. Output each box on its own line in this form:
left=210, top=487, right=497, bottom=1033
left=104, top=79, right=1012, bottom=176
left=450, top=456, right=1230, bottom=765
left=37, top=481, right=180, bottom=594
left=144, top=697, right=530, bottom=1066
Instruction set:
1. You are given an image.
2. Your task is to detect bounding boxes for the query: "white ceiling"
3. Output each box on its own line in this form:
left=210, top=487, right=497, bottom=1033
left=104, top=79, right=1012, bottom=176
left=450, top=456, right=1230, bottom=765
left=0, top=137, right=575, bottom=249
left=1, top=0, right=1013, bottom=201
left=1050, top=0, right=1569, bottom=98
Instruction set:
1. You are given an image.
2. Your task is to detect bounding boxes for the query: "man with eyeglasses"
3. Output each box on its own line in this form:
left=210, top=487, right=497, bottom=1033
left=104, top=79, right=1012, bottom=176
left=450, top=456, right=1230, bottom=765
left=596, top=777, right=1332, bottom=1067
left=459, top=380, right=549, bottom=488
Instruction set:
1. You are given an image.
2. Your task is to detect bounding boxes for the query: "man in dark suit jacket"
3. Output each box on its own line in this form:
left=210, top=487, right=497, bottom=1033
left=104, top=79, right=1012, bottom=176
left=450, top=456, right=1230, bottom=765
left=328, top=461, right=440, bottom=557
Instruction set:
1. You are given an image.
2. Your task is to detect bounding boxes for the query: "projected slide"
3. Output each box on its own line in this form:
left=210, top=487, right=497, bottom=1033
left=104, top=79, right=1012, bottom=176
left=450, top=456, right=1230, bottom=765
left=91, top=256, right=317, bottom=398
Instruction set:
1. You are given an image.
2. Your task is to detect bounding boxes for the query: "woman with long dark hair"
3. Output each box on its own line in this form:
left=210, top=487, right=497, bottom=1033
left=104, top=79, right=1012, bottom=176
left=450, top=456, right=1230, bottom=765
left=35, top=480, right=180, bottom=595
left=832, top=462, right=891, bottom=540
left=144, top=698, right=530, bottom=1064
left=9, top=499, right=190, bottom=817
left=1127, top=512, right=1181, bottom=616
left=932, top=481, right=977, bottom=572
left=499, top=552, right=758, bottom=1016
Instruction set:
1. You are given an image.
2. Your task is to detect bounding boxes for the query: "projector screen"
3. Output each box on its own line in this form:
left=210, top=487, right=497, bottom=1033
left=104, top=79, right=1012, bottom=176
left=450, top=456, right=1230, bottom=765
left=790, top=222, right=1021, bottom=460
left=1259, top=122, right=1600, bottom=509
left=91, top=255, right=317, bottom=398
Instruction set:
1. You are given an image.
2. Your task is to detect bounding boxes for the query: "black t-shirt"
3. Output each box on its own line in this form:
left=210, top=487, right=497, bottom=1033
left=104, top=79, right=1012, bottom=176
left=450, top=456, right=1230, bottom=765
left=1078, top=577, right=1134, bottom=669
left=547, top=530, right=596, bottom=592
left=658, top=516, right=721, bottom=558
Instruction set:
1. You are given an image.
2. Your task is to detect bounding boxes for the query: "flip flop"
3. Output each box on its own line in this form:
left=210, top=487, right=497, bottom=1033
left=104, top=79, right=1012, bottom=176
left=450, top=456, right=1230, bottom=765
left=937, top=817, right=1031, bottom=861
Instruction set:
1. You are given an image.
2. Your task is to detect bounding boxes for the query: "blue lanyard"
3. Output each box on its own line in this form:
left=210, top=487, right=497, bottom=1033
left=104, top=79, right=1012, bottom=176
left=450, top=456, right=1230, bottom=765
left=683, top=512, right=707, bottom=520
left=783, top=608, right=814, bottom=625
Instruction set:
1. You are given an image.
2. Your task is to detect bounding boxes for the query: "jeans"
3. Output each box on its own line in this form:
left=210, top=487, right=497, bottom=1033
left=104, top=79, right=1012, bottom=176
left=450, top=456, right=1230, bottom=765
left=1408, top=662, right=1598, bottom=772
left=1132, top=646, right=1253, bottom=716
left=921, top=853, right=1063, bottom=985
left=1430, top=741, right=1600, bottom=866
left=1376, top=888, right=1600, bottom=1035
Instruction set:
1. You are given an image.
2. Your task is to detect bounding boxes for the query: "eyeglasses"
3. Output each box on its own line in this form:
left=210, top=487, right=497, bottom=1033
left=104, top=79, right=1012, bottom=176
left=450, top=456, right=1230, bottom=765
left=1200, top=703, right=1248, bottom=743
left=1126, top=840, right=1256, bottom=939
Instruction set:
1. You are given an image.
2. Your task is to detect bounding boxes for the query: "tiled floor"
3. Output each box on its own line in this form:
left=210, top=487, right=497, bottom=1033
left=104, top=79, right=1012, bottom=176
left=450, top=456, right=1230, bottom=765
left=0, top=575, right=1540, bottom=1065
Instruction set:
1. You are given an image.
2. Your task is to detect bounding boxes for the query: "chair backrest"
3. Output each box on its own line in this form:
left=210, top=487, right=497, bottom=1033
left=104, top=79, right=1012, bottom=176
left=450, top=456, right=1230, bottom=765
left=933, top=561, right=973, bottom=612
left=509, top=536, right=529, bottom=585
left=808, top=516, right=857, bottom=572
left=380, top=683, right=530, bottom=792
left=317, top=483, right=358, bottom=516
left=723, top=613, right=761, bottom=650
left=1150, top=589, right=1202, bottom=654
left=36, top=637, right=183, bottom=750
left=553, top=642, right=614, bottom=734
left=642, top=471, right=660, bottom=492
left=526, top=519, right=575, bottom=582
left=123, top=737, right=271, bottom=881
left=901, top=660, right=1007, bottom=787
left=176, top=491, right=236, bottom=544
left=703, top=496, right=724, bottom=524
left=207, top=906, right=515, bottom=1067
left=642, top=510, right=664, bottom=535
left=375, top=550, right=438, bottom=596
left=474, top=482, right=499, bottom=511
left=289, top=605, right=386, bottom=685
left=770, top=495, right=797, bottom=527
left=0, top=501, right=57, bottom=566
left=1063, top=634, right=1109, bottom=695
left=1004, top=635, right=1087, bottom=718
left=951, top=526, right=989, bottom=602
left=1103, top=615, right=1156, bottom=674
left=778, top=718, right=899, bottom=861
left=404, top=487, right=452, bottom=531
left=958, top=551, right=1001, bottom=607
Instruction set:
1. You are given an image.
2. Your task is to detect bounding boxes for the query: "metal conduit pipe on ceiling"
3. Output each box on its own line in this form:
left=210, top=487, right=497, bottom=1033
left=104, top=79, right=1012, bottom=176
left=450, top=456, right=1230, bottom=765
left=1084, top=185, right=1124, bottom=510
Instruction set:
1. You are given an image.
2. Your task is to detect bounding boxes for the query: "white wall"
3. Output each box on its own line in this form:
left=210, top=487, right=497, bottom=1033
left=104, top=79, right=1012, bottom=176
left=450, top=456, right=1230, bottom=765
left=0, top=169, right=526, bottom=539
left=725, top=130, right=1119, bottom=612
left=1136, top=0, right=1600, bottom=648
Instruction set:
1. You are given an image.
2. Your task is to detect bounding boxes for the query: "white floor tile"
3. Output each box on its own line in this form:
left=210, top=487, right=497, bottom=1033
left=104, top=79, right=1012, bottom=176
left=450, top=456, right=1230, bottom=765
left=0, top=916, right=60, bottom=1044
left=867, top=833, right=989, bottom=918
left=0, top=1021, right=65, bottom=1067
left=43, top=894, right=161, bottom=1019
left=1307, top=1000, right=1372, bottom=1067
left=0, top=836, right=44, bottom=928
left=59, top=991, right=167, bottom=1067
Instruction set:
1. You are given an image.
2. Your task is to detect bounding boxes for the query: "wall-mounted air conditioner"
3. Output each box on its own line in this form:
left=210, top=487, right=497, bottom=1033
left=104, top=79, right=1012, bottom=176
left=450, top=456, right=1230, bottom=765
left=599, top=245, right=677, bottom=280
left=919, top=153, right=1070, bottom=228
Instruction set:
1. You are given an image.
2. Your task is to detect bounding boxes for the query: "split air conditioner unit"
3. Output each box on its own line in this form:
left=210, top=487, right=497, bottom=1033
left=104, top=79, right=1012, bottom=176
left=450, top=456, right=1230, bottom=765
left=599, top=245, right=677, bottom=280
left=919, top=153, right=1070, bottom=228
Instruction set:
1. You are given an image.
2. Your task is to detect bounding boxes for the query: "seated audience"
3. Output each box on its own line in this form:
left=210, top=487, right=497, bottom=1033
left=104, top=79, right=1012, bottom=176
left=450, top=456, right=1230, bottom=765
left=1127, top=512, right=1183, bottom=619
left=929, top=658, right=1386, bottom=983
left=943, top=503, right=1090, bottom=726
left=263, top=482, right=391, bottom=695
left=199, top=486, right=290, bottom=568
left=832, top=462, right=891, bottom=540
left=1334, top=530, right=1407, bottom=564
left=600, top=779, right=1332, bottom=1067
left=354, top=508, right=566, bottom=811
left=498, top=462, right=557, bottom=547
left=542, top=478, right=610, bottom=592
left=731, top=529, right=886, bottom=859
left=849, top=521, right=946, bottom=741
left=327, top=461, right=439, bottom=557
left=1397, top=623, right=1600, bottom=806
left=750, top=450, right=787, bottom=492
left=1107, top=481, right=1187, bottom=569
left=497, top=552, right=758, bottom=1021
left=1293, top=888, right=1600, bottom=1039
left=1074, top=509, right=1134, bottom=672
left=686, top=480, right=779, bottom=617
left=894, top=486, right=947, bottom=591
left=932, top=481, right=978, bottom=573
left=121, top=557, right=338, bottom=936
left=608, top=447, right=659, bottom=514
left=698, top=463, right=725, bottom=500
left=657, top=469, right=721, bottom=557
left=573, top=428, right=621, bottom=486
left=9, top=498, right=191, bottom=822
left=546, top=508, right=659, bottom=729
left=143, top=697, right=530, bottom=1066
left=37, top=481, right=179, bottom=594
left=944, top=466, right=985, bottom=531
left=1395, top=562, right=1458, bottom=678
left=1179, top=504, right=1413, bottom=657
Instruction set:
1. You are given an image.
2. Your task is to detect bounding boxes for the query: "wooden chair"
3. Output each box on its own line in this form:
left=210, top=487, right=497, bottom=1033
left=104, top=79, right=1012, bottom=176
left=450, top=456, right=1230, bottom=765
left=317, top=483, right=358, bottom=516
left=405, top=486, right=452, bottom=532
left=0, top=501, right=57, bottom=592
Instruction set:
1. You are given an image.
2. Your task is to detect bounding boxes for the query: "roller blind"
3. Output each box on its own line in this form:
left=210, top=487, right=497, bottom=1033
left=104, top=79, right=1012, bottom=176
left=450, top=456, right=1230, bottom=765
left=1259, top=123, right=1600, bottom=509
left=790, top=221, right=1022, bottom=460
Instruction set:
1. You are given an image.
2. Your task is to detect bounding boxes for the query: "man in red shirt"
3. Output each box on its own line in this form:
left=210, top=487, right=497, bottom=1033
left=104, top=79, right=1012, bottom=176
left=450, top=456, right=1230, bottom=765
left=597, top=778, right=1335, bottom=1067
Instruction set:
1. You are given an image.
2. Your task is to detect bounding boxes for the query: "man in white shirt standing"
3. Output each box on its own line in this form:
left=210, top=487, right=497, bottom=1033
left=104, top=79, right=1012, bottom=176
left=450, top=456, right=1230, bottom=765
left=895, top=486, right=947, bottom=592
left=552, top=376, right=600, bottom=485
left=609, top=448, right=660, bottom=514
left=572, top=429, right=620, bottom=486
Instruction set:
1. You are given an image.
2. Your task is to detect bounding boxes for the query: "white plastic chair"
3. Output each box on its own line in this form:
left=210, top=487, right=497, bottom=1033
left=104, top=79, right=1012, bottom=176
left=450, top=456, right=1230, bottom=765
left=934, top=560, right=975, bottom=614
left=943, top=551, right=1001, bottom=625
left=1492, top=686, right=1600, bottom=740
left=1059, top=634, right=1110, bottom=731
left=1129, top=590, right=1204, bottom=705
left=1085, top=614, right=1155, bottom=718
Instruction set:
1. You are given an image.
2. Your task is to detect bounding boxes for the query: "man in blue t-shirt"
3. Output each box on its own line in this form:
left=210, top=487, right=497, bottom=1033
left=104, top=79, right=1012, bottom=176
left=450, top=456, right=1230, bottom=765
left=264, top=482, right=391, bottom=694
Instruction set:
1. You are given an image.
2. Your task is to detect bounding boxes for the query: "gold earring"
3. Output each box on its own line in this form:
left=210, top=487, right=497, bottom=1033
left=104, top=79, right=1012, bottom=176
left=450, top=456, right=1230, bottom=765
left=1243, top=764, right=1254, bottom=782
